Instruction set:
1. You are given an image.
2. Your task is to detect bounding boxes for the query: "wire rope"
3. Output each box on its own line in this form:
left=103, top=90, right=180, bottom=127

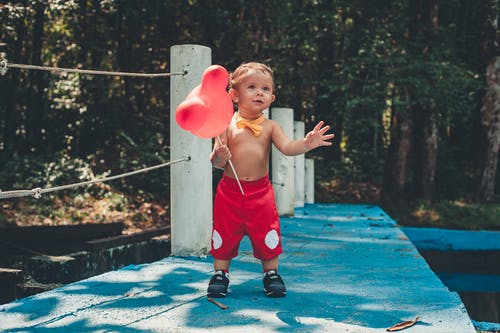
left=0, top=60, right=185, bottom=78
left=0, top=157, right=190, bottom=199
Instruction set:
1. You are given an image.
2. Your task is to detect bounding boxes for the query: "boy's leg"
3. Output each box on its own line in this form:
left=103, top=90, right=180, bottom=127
left=262, top=256, right=278, bottom=271
left=214, top=259, right=231, bottom=272
left=207, top=258, right=231, bottom=298
left=261, top=256, right=286, bottom=297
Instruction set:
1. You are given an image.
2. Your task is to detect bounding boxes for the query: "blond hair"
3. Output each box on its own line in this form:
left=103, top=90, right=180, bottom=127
left=230, top=62, right=274, bottom=90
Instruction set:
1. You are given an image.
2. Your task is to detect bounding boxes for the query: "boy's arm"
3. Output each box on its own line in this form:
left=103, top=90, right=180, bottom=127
left=272, top=121, right=334, bottom=156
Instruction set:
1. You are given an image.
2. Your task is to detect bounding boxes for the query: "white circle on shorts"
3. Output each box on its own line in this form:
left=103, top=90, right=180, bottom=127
left=212, top=230, right=222, bottom=250
left=265, top=229, right=279, bottom=249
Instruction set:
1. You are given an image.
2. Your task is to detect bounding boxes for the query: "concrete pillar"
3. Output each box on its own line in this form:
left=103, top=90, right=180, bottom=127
left=305, top=158, right=315, bottom=204
left=271, top=107, right=294, bottom=216
left=170, top=45, right=212, bottom=256
left=294, top=121, right=305, bottom=208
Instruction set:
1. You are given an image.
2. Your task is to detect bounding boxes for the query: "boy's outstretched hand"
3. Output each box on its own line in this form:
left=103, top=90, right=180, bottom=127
left=304, top=121, right=335, bottom=150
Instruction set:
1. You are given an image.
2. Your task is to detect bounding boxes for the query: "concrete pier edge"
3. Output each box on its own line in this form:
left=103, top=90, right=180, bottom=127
left=0, top=204, right=477, bottom=332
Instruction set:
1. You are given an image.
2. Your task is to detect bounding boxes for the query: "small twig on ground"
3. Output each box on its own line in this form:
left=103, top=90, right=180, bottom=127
left=207, top=297, right=228, bottom=310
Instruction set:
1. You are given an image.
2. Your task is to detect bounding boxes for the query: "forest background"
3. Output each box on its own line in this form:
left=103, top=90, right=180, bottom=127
left=0, top=0, right=498, bottom=233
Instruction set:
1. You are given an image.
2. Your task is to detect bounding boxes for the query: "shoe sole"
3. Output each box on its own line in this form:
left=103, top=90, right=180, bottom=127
left=207, top=285, right=228, bottom=298
left=207, top=292, right=226, bottom=298
left=265, top=290, right=286, bottom=298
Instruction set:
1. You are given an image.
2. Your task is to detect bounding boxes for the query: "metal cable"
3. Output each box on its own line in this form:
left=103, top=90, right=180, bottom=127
left=0, top=157, right=190, bottom=200
left=0, top=60, right=186, bottom=78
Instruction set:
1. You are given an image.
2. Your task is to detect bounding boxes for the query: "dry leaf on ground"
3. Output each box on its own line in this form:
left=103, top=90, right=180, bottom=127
left=386, top=317, right=420, bottom=331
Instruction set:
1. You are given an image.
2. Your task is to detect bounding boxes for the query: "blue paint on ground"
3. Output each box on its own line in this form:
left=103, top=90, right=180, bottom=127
left=0, top=204, right=475, bottom=332
left=472, top=320, right=500, bottom=332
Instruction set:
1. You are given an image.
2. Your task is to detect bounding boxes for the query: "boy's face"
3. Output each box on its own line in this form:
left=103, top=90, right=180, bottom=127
left=229, top=70, right=275, bottom=116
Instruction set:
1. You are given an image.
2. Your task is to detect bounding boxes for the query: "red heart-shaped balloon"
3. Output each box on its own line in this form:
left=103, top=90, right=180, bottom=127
left=175, top=65, right=233, bottom=138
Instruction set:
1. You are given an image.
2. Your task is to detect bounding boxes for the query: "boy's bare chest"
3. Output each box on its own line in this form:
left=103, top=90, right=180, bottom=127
left=227, top=127, right=271, bottom=159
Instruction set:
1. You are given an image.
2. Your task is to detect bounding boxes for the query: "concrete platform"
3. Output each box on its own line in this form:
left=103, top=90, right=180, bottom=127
left=0, top=204, right=475, bottom=332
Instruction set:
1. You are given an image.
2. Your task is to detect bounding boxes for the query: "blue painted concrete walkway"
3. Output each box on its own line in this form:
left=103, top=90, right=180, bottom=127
left=0, top=204, right=475, bottom=332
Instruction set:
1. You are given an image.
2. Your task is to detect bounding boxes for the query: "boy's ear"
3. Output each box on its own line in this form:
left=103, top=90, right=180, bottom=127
left=271, top=94, right=276, bottom=103
left=228, top=88, right=239, bottom=103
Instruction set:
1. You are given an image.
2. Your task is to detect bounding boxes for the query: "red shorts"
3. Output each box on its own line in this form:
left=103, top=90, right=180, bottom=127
left=211, top=174, right=282, bottom=260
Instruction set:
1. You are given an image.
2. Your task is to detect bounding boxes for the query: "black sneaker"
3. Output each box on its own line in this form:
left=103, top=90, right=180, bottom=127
left=263, top=270, right=286, bottom=297
left=207, top=270, right=229, bottom=298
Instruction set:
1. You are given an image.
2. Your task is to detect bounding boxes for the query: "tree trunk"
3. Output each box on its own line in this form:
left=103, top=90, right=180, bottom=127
left=417, top=0, right=439, bottom=202
left=2, top=8, right=27, bottom=155
left=382, top=86, right=413, bottom=202
left=419, top=105, right=438, bottom=200
left=75, top=0, right=96, bottom=155
left=478, top=57, right=500, bottom=201
left=316, top=1, right=343, bottom=163
left=26, top=1, right=46, bottom=153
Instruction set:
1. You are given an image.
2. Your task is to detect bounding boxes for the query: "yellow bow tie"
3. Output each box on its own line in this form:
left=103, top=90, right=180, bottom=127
left=236, top=113, right=265, bottom=136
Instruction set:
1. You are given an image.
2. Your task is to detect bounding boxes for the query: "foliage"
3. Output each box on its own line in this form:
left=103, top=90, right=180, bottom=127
left=0, top=0, right=497, bottom=228
left=384, top=199, right=500, bottom=231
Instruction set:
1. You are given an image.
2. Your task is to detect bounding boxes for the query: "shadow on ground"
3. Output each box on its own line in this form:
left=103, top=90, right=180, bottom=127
left=0, top=204, right=475, bottom=333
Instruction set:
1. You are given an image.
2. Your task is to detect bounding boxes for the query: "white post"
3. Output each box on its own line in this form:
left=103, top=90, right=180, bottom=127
left=305, top=158, right=315, bottom=204
left=263, top=108, right=269, bottom=119
left=271, top=107, right=294, bottom=216
left=294, top=121, right=305, bottom=208
left=170, top=45, right=212, bottom=256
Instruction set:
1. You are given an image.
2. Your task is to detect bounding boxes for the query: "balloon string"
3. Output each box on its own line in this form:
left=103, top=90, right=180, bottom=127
left=216, top=136, right=245, bottom=196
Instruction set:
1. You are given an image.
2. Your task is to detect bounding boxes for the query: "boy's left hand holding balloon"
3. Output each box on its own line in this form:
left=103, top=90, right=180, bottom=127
left=212, top=139, right=232, bottom=169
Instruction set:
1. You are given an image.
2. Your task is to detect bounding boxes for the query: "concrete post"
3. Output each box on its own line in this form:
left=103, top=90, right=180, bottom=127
left=305, top=158, right=315, bottom=204
left=294, top=121, right=305, bottom=208
left=271, top=107, right=294, bottom=216
left=170, top=45, right=212, bottom=256
left=263, top=108, right=269, bottom=119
